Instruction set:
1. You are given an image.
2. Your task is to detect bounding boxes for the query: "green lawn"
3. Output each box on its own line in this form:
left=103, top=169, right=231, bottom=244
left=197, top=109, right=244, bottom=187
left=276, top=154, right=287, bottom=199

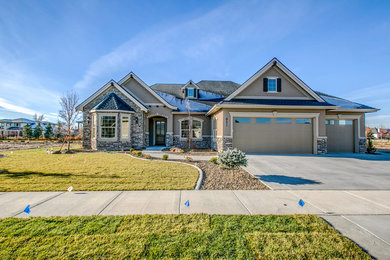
left=0, top=149, right=198, bottom=191
left=0, top=215, right=369, bottom=259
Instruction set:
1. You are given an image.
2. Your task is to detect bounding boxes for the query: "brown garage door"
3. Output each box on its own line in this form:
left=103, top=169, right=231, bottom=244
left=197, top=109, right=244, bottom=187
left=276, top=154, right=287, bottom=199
left=326, top=119, right=354, bottom=153
left=233, top=117, right=313, bottom=154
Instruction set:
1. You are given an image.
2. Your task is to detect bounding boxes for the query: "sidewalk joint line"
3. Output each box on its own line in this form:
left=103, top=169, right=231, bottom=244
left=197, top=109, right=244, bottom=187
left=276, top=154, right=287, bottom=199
left=341, top=215, right=390, bottom=247
left=12, top=192, right=66, bottom=217
left=232, top=191, right=252, bottom=215
left=178, top=191, right=182, bottom=214
left=344, top=191, right=390, bottom=210
left=97, top=191, right=124, bottom=216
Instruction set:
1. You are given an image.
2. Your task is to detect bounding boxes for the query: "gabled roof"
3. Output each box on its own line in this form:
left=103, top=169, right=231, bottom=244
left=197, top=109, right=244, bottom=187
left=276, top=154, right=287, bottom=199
left=92, top=93, right=135, bottom=112
left=225, top=58, right=325, bottom=102
left=76, top=80, right=148, bottom=112
left=196, top=80, right=240, bottom=96
left=118, top=72, right=177, bottom=110
left=181, top=80, right=199, bottom=89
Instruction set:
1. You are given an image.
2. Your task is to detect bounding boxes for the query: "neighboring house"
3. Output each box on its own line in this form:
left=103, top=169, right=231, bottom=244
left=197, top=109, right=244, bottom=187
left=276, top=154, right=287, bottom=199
left=77, top=58, right=378, bottom=154
left=0, top=118, right=56, bottom=137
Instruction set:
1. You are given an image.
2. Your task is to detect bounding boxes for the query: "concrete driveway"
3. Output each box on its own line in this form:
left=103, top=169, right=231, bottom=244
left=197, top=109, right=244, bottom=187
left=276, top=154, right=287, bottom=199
left=245, top=153, right=390, bottom=190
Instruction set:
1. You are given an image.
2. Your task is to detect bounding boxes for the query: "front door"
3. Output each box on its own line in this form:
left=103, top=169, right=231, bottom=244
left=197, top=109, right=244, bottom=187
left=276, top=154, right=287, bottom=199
left=155, top=120, right=166, bottom=145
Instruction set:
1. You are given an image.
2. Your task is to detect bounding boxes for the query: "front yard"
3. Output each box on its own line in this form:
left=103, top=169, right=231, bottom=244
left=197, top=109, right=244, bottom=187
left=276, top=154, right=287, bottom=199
left=0, top=214, right=369, bottom=259
left=0, top=149, right=198, bottom=191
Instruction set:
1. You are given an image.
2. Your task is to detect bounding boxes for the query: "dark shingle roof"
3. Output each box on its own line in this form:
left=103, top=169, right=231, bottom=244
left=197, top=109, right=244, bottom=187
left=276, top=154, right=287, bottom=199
left=150, top=84, right=185, bottom=98
left=196, top=80, right=240, bottom=96
left=94, top=93, right=134, bottom=111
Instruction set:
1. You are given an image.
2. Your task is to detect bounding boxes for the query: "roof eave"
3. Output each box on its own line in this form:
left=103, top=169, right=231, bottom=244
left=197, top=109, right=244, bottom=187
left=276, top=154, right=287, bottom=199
left=328, top=108, right=380, bottom=113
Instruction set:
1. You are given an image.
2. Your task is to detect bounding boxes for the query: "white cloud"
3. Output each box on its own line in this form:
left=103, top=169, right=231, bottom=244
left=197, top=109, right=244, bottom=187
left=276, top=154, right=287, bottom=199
left=0, top=97, right=36, bottom=115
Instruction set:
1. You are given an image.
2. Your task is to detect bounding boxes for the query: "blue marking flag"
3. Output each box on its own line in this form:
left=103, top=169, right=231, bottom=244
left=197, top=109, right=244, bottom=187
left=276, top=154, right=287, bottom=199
left=298, top=199, right=305, bottom=207
left=24, top=205, right=31, bottom=214
left=185, top=200, right=190, bottom=207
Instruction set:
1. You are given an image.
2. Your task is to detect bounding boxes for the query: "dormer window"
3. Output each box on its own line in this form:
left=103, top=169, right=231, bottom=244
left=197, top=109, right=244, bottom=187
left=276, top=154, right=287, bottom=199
left=187, top=88, right=195, bottom=98
left=263, top=77, right=282, bottom=93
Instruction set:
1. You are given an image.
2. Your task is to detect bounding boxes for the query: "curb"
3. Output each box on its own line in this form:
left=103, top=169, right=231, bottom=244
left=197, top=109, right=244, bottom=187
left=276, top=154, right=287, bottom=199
left=124, top=153, right=204, bottom=190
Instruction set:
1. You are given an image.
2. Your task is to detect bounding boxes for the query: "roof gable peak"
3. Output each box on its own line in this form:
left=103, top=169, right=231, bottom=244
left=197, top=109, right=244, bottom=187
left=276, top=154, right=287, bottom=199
left=225, top=58, right=325, bottom=102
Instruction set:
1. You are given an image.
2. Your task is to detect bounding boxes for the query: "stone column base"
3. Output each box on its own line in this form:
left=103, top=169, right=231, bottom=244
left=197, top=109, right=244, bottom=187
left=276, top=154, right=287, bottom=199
left=216, top=136, right=233, bottom=152
left=359, top=137, right=367, bottom=153
left=316, top=137, right=327, bottom=155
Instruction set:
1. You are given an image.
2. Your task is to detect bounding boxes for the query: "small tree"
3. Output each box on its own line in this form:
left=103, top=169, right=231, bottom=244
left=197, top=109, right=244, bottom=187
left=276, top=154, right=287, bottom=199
left=23, top=124, right=33, bottom=138
left=44, top=123, right=54, bottom=139
left=367, top=130, right=376, bottom=154
left=59, top=91, right=80, bottom=151
left=33, top=124, right=43, bottom=139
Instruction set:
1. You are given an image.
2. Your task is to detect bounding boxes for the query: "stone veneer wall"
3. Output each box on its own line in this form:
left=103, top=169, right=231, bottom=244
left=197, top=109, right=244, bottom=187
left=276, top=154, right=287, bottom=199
left=359, top=138, right=367, bottom=153
left=173, top=136, right=211, bottom=149
left=166, top=133, right=174, bottom=147
left=82, top=86, right=146, bottom=151
left=211, top=137, right=217, bottom=151
left=215, top=136, right=233, bottom=152
left=316, top=137, right=327, bottom=155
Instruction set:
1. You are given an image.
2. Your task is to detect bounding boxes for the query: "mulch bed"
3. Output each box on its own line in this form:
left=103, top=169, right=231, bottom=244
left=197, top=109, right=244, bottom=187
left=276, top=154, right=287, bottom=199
left=195, top=161, right=269, bottom=190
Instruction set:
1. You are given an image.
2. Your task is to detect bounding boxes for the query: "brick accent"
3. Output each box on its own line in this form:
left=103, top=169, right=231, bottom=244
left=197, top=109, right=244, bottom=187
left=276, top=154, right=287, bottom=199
left=316, top=137, right=327, bottom=155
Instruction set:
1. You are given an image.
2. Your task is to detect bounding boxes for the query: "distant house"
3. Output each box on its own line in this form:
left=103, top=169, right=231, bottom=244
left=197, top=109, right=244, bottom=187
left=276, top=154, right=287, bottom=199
left=77, top=58, right=379, bottom=154
left=0, top=118, right=56, bottom=138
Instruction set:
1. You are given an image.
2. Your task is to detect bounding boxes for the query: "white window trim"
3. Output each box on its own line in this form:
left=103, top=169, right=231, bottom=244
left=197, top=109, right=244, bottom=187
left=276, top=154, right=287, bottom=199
left=178, top=117, right=203, bottom=141
left=91, top=113, right=97, bottom=139
left=99, top=113, right=117, bottom=141
left=120, top=114, right=131, bottom=140
left=266, top=77, right=278, bottom=93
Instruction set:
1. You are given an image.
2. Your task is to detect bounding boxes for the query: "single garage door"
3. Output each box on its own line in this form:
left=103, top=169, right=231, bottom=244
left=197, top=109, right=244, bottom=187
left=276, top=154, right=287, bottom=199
left=233, top=117, right=313, bottom=154
left=326, top=119, right=354, bottom=153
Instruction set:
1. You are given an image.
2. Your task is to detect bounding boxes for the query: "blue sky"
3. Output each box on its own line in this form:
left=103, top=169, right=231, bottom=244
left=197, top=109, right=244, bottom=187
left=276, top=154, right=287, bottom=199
left=0, top=0, right=389, bottom=127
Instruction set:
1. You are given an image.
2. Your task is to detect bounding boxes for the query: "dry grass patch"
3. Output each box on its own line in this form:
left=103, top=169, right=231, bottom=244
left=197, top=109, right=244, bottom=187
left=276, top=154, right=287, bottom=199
left=0, top=149, right=198, bottom=191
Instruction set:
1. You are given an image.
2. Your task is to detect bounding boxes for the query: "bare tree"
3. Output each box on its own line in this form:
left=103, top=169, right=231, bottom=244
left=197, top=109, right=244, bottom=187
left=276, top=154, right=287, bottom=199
left=59, top=91, right=80, bottom=151
left=33, top=113, right=45, bottom=123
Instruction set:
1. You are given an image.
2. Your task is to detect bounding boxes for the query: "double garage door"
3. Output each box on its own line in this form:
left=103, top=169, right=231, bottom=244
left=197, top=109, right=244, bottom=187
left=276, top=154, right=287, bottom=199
left=233, top=117, right=313, bottom=154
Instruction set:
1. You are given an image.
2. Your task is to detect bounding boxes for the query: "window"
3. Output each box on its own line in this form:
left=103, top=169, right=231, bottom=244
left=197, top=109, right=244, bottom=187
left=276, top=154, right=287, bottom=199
left=100, top=115, right=116, bottom=138
left=181, top=119, right=202, bottom=139
left=92, top=114, right=97, bottom=138
left=325, top=120, right=335, bottom=125
left=268, top=78, right=277, bottom=92
left=339, top=120, right=353, bottom=125
left=256, top=118, right=271, bottom=124
left=121, top=116, right=130, bottom=139
left=234, top=118, right=251, bottom=123
left=296, top=118, right=312, bottom=124
left=276, top=118, right=291, bottom=124
left=187, top=88, right=195, bottom=98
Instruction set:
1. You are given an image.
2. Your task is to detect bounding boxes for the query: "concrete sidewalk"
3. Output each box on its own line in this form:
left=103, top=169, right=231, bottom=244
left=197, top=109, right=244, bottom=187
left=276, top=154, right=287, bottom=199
left=1, top=190, right=389, bottom=259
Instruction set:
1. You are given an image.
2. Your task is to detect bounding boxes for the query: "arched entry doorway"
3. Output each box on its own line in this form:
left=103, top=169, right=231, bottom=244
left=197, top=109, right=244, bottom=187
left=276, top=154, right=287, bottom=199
left=149, top=116, right=167, bottom=146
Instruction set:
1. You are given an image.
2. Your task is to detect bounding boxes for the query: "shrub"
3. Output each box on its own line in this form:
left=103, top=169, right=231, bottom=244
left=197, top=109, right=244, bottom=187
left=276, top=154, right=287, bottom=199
left=209, top=157, right=218, bottom=164
left=130, top=148, right=135, bottom=153
left=367, top=131, right=376, bottom=154
left=217, top=148, right=248, bottom=168
left=185, top=156, right=193, bottom=162
left=144, top=154, right=152, bottom=159
left=136, top=151, right=143, bottom=157
left=162, top=154, right=168, bottom=160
